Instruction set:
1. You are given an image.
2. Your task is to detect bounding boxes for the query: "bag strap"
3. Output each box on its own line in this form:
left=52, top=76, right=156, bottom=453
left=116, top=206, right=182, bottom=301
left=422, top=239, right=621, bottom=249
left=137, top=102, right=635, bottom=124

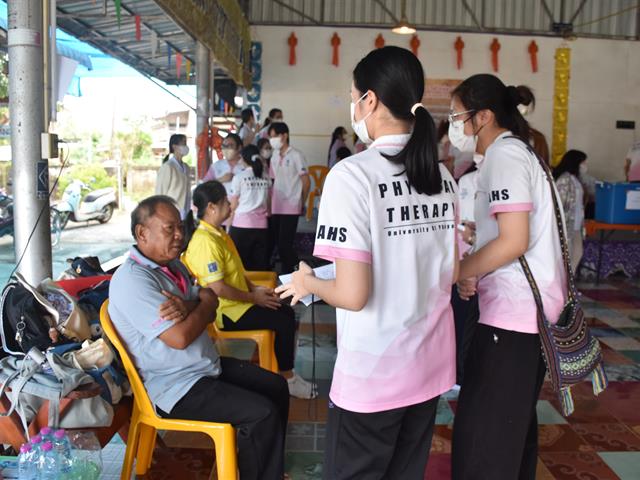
left=0, top=350, right=61, bottom=435
left=518, top=256, right=546, bottom=324
left=503, top=136, right=578, bottom=302
left=0, top=281, right=25, bottom=357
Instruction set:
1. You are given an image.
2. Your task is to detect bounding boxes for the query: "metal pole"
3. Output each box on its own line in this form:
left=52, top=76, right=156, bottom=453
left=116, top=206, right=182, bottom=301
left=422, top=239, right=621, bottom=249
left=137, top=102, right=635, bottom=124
left=50, top=0, right=57, bottom=123
left=8, top=0, right=52, bottom=284
left=196, top=41, right=210, bottom=180
left=42, top=0, right=50, bottom=129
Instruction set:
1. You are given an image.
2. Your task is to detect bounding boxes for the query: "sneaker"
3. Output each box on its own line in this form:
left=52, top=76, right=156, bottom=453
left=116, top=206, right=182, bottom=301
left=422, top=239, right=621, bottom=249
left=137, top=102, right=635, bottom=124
left=287, top=373, right=318, bottom=399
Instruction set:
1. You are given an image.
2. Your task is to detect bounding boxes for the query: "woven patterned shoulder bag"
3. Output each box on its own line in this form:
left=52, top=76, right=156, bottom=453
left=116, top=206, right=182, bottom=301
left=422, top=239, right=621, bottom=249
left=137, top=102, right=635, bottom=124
left=508, top=136, right=608, bottom=416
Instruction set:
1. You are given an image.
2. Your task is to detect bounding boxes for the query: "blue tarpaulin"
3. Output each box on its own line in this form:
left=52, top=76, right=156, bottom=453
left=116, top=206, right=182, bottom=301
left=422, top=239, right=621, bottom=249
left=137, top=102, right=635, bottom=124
left=0, top=1, right=143, bottom=96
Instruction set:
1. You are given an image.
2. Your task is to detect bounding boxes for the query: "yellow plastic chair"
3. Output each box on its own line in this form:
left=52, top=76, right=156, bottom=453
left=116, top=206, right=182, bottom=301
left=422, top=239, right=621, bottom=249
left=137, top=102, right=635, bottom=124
left=222, top=235, right=277, bottom=289
left=208, top=323, right=279, bottom=373
left=306, top=165, right=329, bottom=221
left=100, top=301, right=238, bottom=479
left=180, top=252, right=279, bottom=373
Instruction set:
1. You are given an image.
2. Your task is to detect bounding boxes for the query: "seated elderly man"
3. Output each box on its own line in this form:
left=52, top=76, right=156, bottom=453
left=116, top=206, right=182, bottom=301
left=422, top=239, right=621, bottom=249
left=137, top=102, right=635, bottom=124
left=108, top=195, right=288, bottom=480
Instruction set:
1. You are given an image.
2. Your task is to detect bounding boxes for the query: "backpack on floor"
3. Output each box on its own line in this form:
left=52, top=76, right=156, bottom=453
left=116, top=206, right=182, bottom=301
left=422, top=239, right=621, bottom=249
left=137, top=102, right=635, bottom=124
left=0, top=274, right=59, bottom=356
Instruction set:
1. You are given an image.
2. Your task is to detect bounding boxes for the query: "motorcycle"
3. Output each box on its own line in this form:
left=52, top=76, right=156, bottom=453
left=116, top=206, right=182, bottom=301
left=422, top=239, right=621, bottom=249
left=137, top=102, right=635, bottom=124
left=0, top=193, right=13, bottom=239
left=0, top=192, right=62, bottom=247
left=53, top=179, right=117, bottom=230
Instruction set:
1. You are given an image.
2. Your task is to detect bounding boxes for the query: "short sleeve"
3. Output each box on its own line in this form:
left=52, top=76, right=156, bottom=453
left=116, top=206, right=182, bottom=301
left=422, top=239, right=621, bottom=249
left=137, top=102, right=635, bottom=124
left=484, top=143, right=534, bottom=216
left=294, top=152, right=308, bottom=176
left=313, top=167, right=372, bottom=264
left=185, top=235, right=227, bottom=286
left=202, top=164, right=215, bottom=183
left=109, top=269, right=175, bottom=339
left=229, top=174, right=241, bottom=198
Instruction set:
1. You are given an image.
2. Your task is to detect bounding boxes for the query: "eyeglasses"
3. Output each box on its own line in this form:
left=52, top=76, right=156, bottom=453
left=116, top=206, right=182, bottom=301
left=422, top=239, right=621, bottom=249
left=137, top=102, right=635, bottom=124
left=448, top=109, right=475, bottom=123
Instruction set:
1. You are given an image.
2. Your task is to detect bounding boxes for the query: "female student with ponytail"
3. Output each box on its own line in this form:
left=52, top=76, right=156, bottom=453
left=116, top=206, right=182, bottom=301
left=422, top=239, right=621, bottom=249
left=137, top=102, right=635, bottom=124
left=450, top=75, right=567, bottom=480
left=183, top=180, right=317, bottom=399
left=277, top=46, right=458, bottom=479
left=228, top=145, right=271, bottom=271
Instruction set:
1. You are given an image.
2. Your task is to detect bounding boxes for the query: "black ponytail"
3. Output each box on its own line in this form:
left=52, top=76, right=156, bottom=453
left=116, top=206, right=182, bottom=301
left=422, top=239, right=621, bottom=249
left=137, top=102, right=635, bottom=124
left=328, top=126, right=346, bottom=161
left=182, top=210, right=196, bottom=251
left=240, top=108, right=254, bottom=127
left=193, top=181, right=227, bottom=220
left=353, top=46, right=441, bottom=195
left=452, top=74, right=532, bottom=142
left=241, top=144, right=263, bottom=178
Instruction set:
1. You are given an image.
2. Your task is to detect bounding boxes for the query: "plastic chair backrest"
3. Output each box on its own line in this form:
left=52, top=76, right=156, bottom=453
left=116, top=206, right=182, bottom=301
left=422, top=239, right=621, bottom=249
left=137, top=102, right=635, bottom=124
left=308, top=166, right=329, bottom=194
left=56, top=275, right=112, bottom=297
left=100, top=301, right=156, bottom=416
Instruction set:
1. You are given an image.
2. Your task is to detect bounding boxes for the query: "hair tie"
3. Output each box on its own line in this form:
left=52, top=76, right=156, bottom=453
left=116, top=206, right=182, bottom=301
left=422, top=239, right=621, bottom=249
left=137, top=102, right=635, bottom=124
left=410, top=103, right=424, bottom=116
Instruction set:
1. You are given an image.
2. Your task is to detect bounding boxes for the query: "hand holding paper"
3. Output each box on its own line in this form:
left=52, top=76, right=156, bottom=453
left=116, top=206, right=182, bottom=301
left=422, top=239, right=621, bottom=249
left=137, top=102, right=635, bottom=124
left=276, top=262, right=336, bottom=306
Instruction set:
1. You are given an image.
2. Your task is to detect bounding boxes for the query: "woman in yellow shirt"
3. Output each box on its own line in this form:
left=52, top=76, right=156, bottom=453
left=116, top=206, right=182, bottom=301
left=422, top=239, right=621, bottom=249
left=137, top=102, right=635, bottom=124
left=183, top=180, right=316, bottom=399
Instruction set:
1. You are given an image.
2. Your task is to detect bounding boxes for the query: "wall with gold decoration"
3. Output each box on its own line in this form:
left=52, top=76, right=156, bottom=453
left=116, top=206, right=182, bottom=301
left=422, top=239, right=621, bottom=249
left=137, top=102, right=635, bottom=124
left=253, top=26, right=640, bottom=181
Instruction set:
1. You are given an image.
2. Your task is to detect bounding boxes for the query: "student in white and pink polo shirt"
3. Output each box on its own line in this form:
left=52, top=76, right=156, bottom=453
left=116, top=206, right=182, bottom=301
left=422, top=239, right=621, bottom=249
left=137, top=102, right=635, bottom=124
left=228, top=144, right=271, bottom=271
left=268, top=122, right=310, bottom=274
left=277, top=46, right=458, bottom=480
left=625, top=139, right=640, bottom=182
left=450, top=75, right=567, bottom=480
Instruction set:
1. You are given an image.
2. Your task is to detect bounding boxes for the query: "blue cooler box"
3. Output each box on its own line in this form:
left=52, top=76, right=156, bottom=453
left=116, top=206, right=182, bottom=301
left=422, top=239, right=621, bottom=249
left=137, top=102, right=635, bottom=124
left=595, top=182, right=640, bottom=224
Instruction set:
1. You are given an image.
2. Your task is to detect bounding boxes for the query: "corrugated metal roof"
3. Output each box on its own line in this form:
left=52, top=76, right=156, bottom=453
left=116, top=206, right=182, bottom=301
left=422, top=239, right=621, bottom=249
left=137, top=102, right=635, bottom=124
left=248, top=0, right=640, bottom=40
left=56, top=0, right=237, bottom=85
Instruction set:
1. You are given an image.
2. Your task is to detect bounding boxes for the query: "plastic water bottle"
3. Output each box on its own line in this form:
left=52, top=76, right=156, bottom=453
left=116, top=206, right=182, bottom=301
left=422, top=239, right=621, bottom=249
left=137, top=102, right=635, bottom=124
left=37, top=441, right=58, bottom=480
left=28, top=434, right=43, bottom=462
left=18, top=443, right=37, bottom=480
left=39, top=427, right=53, bottom=443
left=67, top=431, right=103, bottom=480
left=53, top=429, right=73, bottom=477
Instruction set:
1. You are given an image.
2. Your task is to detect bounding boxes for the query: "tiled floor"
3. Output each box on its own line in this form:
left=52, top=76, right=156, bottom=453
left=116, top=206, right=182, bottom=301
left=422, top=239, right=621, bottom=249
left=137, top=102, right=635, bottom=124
left=101, top=279, right=640, bottom=479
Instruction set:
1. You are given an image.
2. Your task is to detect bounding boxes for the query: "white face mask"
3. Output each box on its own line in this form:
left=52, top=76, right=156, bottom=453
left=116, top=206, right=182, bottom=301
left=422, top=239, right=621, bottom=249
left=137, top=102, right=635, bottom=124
left=222, top=148, right=237, bottom=160
left=175, top=145, right=189, bottom=157
left=448, top=120, right=477, bottom=153
left=351, top=91, right=373, bottom=145
left=579, top=163, right=588, bottom=175
left=260, top=149, right=273, bottom=159
left=269, top=136, right=283, bottom=150
left=517, top=104, right=530, bottom=116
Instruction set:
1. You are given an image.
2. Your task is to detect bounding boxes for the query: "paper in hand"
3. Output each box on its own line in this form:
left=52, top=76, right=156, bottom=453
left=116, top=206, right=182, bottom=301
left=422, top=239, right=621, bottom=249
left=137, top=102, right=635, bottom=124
left=279, top=263, right=336, bottom=306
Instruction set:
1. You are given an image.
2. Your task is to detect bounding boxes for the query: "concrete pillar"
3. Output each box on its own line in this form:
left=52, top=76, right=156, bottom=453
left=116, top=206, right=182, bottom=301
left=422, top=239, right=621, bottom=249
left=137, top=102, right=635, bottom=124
left=8, top=0, right=53, bottom=284
left=196, top=42, right=210, bottom=180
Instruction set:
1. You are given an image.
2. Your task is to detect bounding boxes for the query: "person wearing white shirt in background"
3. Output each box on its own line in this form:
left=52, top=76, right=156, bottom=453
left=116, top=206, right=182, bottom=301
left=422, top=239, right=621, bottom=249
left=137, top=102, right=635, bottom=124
left=328, top=126, right=348, bottom=168
left=625, top=139, right=640, bottom=182
left=277, top=46, right=458, bottom=480
left=155, top=134, right=191, bottom=220
left=256, top=137, right=275, bottom=266
left=451, top=75, right=568, bottom=480
left=257, top=137, right=273, bottom=172
left=257, top=108, right=284, bottom=141
left=238, top=107, right=258, bottom=147
left=202, top=133, right=245, bottom=195
left=451, top=153, right=482, bottom=387
left=268, top=122, right=310, bottom=274
left=554, top=150, right=588, bottom=272
left=228, top=145, right=272, bottom=271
